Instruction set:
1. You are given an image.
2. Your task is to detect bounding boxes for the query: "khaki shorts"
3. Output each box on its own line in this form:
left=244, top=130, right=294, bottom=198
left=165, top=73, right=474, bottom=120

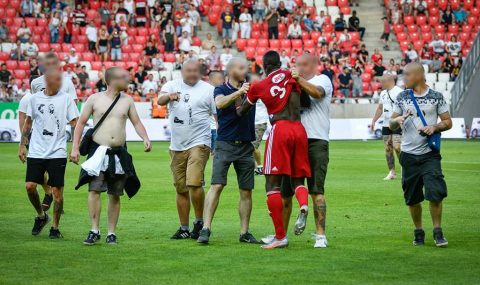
left=252, top=123, right=267, bottom=149
left=170, top=145, right=211, bottom=193
left=89, top=172, right=127, bottom=196
left=383, top=134, right=402, bottom=145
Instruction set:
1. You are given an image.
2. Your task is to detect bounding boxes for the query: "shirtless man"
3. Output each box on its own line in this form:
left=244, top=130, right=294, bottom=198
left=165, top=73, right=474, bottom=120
left=70, top=67, right=151, bottom=245
left=237, top=51, right=311, bottom=249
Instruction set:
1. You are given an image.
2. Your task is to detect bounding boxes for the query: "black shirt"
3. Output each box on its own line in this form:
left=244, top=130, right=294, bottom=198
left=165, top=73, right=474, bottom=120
left=0, top=70, right=11, bottom=83
left=144, top=46, right=159, bottom=56
left=135, top=71, right=148, bottom=84
left=95, top=80, right=107, bottom=92
left=373, top=64, right=386, bottom=77
left=349, top=16, right=360, bottom=29
left=338, top=73, right=351, bottom=89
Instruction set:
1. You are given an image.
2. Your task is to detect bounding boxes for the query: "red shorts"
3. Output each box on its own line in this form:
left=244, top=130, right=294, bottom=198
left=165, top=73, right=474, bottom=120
left=263, top=120, right=311, bottom=178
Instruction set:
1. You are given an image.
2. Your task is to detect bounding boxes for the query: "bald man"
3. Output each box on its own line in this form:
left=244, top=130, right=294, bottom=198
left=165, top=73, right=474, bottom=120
left=390, top=63, right=452, bottom=247
left=266, top=54, right=333, bottom=248
left=198, top=58, right=259, bottom=244
left=159, top=60, right=217, bottom=240
left=371, top=75, right=403, bottom=180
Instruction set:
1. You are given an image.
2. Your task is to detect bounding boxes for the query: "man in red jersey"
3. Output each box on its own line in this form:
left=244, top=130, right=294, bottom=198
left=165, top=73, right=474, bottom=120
left=237, top=51, right=311, bottom=249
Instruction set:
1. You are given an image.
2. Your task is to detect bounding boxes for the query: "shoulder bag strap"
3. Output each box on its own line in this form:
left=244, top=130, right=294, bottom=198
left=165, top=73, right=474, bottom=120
left=92, top=94, right=121, bottom=133
left=408, top=89, right=428, bottom=127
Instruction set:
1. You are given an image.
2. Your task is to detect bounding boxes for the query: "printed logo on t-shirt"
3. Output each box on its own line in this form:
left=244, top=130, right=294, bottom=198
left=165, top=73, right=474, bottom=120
left=37, top=103, right=60, bottom=137
left=271, top=73, right=285, bottom=84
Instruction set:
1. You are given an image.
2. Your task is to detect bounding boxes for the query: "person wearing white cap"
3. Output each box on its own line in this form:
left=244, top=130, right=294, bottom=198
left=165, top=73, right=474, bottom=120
left=68, top=48, right=78, bottom=64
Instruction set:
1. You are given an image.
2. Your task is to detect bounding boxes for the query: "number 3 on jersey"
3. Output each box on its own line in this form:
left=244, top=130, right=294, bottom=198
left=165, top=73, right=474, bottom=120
left=270, top=86, right=286, bottom=98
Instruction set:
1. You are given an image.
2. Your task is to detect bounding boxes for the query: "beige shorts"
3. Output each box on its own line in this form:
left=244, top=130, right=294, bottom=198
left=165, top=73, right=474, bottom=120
left=383, top=134, right=402, bottom=145
left=170, top=145, right=211, bottom=193
left=89, top=172, right=127, bottom=196
left=252, top=123, right=267, bottom=149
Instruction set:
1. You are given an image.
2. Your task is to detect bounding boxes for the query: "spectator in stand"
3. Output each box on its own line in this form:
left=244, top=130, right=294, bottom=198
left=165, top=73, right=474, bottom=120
left=446, top=35, right=461, bottom=58
left=29, top=58, right=41, bottom=81
left=188, top=4, right=201, bottom=35
left=453, top=3, right=468, bottom=24
left=110, top=29, right=123, bottom=61
left=391, top=3, right=401, bottom=24
left=51, top=0, right=66, bottom=12
left=142, top=74, right=157, bottom=95
left=115, top=2, right=131, bottom=24
left=371, top=48, right=383, bottom=63
left=135, top=65, right=148, bottom=86
left=62, top=6, right=74, bottom=43
left=86, top=21, right=98, bottom=52
left=351, top=67, right=363, bottom=99
left=405, top=44, right=419, bottom=63
left=284, top=0, right=296, bottom=12
left=232, top=0, right=242, bottom=19
left=220, top=47, right=233, bottom=71
left=95, top=72, right=107, bottom=92
left=380, top=17, right=390, bottom=50
left=180, top=14, right=193, bottom=36
left=401, top=0, right=413, bottom=16
left=118, top=16, right=129, bottom=45
left=287, top=19, right=302, bottom=39
left=239, top=8, right=253, bottom=39
left=221, top=7, right=234, bottom=48
left=99, top=2, right=111, bottom=24
left=179, top=31, right=192, bottom=53
left=280, top=50, right=290, bottom=68
left=318, top=45, right=330, bottom=61
left=32, top=0, right=42, bottom=17
left=321, top=61, right=335, bottom=83
left=96, top=26, right=109, bottom=62
left=441, top=6, right=453, bottom=26
left=329, top=42, right=341, bottom=65
left=163, top=19, right=176, bottom=52
left=73, top=4, right=86, bottom=26
left=202, top=33, right=216, bottom=52
left=420, top=44, right=434, bottom=67
left=348, top=10, right=365, bottom=40
left=254, top=0, right=266, bottom=22
left=67, top=48, right=78, bottom=64
left=334, top=13, right=347, bottom=32
left=277, top=1, right=290, bottom=23
left=358, top=44, right=369, bottom=64
left=206, top=46, right=221, bottom=71
left=0, top=64, right=11, bottom=86
left=373, top=59, right=386, bottom=79
left=0, top=20, right=8, bottom=42
left=9, top=40, right=23, bottom=61
left=314, top=10, right=326, bottom=31
left=77, top=66, right=89, bottom=89
left=17, top=83, right=31, bottom=98
left=316, top=31, right=327, bottom=47
left=266, top=7, right=279, bottom=39
left=21, top=0, right=34, bottom=17
left=415, top=0, right=427, bottom=16
left=41, top=0, right=50, bottom=15
left=17, top=21, right=32, bottom=44
left=144, top=41, right=159, bottom=57
left=429, top=34, right=445, bottom=56
left=152, top=53, right=165, bottom=71
left=49, top=11, right=61, bottom=43
left=339, top=28, right=351, bottom=43
left=338, top=67, right=352, bottom=103
left=450, top=59, right=462, bottom=81
left=442, top=53, right=454, bottom=73
left=21, top=37, right=39, bottom=59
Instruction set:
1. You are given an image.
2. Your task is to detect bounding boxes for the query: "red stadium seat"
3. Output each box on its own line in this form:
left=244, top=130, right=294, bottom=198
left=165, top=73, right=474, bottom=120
left=0, top=0, right=7, bottom=8
left=361, top=82, right=371, bottom=92
left=236, top=39, right=246, bottom=51
left=258, top=39, right=269, bottom=48
left=62, top=44, right=72, bottom=53
left=371, top=81, right=382, bottom=91
left=121, top=53, right=130, bottom=62
left=82, top=52, right=95, bottom=62
left=420, top=25, right=431, bottom=33
left=18, top=61, right=29, bottom=70
left=251, top=31, right=261, bottom=39
left=73, top=44, right=85, bottom=53
left=281, top=39, right=291, bottom=49
left=164, top=53, right=176, bottom=63
left=323, top=24, right=333, bottom=33
left=301, top=31, right=310, bottom=41
left=32, top=34, right=41, bottom=43
left=25, top=17, right=36, bottom=27
left=269, top=39, right=280, bottom=49
left=413, top=40, right=423, bottom=51
left=77, top=35, right=88, bottom=44
left=37, top=18, right=48, bottom=27
left=14, top=70, right=27, bottom=79
left=338, top=0, right=348, bottom=7
left=91, top=62, right=102, bottom=70
left=0, top=52, right=8, bottom=61
left=244, top=47, right=256, bottom=59
left=437, top=0, right=448, bottom=10
left=422, top=33, right=432, bottom=42
left=326, top=0, right=337, bottom=6
left=192, top=37, right=202, bottom=46
left=467, top=16, right=478, bottom=25
left=126, top=62, right=138, bottom=70
left=115, top=62, right=127, bottom=69
left=291, top=39, right=302, bottom=49
left=429, top=7, right=439, bottom=17
left=364, top=64, right=374, bottom=74
left=310, top=31, right=321, bottom=43
left=403, top=16, right=414, bottom=25
left=429, top=16, right=439, bottom=26
left=121, top=45, right=132, bottom=53
left=410, top=32, right=420, bottom=41
left=137, top=28, right=148, bottom=37
left=135, top=36, right=147, bottom=45
left=464, top=0, right=474, bottom=10
left=132, top=44, right=144, bottom=53
left=33, top=26, right=44, bottom=35
left=6, top=60, right=17, bottom=70
left=256, top=47, right=268, bottom=57
left=247, top=39, right=258, bottom=48
left=407, top=25, right=418, bottom=33
left=6, top=8, right=16, bottom=18
left=471, top=8, right=480, bottom=17
left=361, top=73, right=372, bottom=83
left=416, top=15, right=427, bottom=25
left=304, top=40, right=315, bottom=48
left=90, top=1, right=101, bottom=10
left=13, top=17, right=23, bottom=27
left=129, top=53, right=141, bottom=62
left=10, top=0, right=20, bottom=9
left=86, top=10, right=98, bottom=20
left=459, top=32, right=470, bottom=42
left=396, top=32, right=407, bottom=41
left=434, top=25, right=445, bottom=33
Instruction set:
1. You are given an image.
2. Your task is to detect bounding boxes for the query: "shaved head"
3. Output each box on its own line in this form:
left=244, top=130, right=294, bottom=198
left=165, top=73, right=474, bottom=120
left=403, top=62, right=425, bottom=89
left=226, top=57, right=248, bottom=82
left=181, top=59, right=201, bottom=86
left=380, top=74, right=396, bottom=89
left=296, top=54, right=319, bottom=79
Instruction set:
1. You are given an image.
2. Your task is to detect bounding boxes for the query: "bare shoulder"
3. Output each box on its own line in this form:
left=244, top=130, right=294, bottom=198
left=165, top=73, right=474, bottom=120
left=86, top=92, right=104, bottom=103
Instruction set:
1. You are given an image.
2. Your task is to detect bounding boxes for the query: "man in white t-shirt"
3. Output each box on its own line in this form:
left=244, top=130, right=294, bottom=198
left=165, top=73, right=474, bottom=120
left=158, top=60, right=216, bottom=240
left=371, top=74, right=403, bottom=180
left=85, top=21, right=98, bottom=52
left=18, top=68, right=79, bottom=239
left=141, top=74, right=157, bottom=95
left=220, top=47, right=233, bottom=71
left=263, top=54, right=333, bottom=248
left=239, top=8, right=252, bottom=39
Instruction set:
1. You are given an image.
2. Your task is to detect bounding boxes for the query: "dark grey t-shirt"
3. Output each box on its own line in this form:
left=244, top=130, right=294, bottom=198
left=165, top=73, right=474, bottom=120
left=393, top=89, right=449, bottom=155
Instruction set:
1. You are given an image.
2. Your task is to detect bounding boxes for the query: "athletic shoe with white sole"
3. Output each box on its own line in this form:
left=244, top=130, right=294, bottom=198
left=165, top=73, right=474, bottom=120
left=261, top=234, right=275, bottom=244
left=312, top=234, right=328, bottom=248
left=433, top=227, right=448, bottom=247
left=294, top=209, right=308, bottom=235
left=261, top=237, right=288, bottom=249
left=413, top=229, right=425, bottom=246
left=383, top=171, right=397, bottom=180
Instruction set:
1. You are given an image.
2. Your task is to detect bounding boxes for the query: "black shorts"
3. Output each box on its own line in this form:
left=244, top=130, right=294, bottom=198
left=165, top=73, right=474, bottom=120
left=281, top=139, right=329, bottom=197
left=211, top=141, right=255, bottom=190
left=382, top=126, right=402, bottom=135
left=399, top=152, right=447, bottom=206
left=381, top=33, right=390, bottom=40
left=26, top=158, right=67, bottom=187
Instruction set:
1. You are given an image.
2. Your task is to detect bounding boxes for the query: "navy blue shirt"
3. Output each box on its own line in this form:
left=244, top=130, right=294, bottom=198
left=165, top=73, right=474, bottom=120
left=214, top=82, right=256, bottom=142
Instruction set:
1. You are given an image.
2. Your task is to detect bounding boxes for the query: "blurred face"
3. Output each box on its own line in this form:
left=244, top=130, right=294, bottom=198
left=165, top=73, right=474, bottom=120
left=111, top=69, right=130, bottom=91
left=182, top=62, right=201, bottom=85
left=45, top=69, right=62, bottom=94
left=230, top=60, right=248, bottom=82
left=403, top=65, right=423, bottom=89
left=209, top=73, right=224, bottom=87
left=380, top=76, right=394, bottom=89
left=44, top=57, right=60, bottom=70
left=296, top=56, right=316, bottom=78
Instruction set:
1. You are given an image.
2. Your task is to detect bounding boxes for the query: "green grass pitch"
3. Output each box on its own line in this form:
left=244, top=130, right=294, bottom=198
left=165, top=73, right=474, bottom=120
left=0, top=140, right=479, bottom=285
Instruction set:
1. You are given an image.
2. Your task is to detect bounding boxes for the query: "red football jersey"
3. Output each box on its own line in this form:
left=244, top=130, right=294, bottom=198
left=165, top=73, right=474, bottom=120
left=246, top=69, right=301, bottom=116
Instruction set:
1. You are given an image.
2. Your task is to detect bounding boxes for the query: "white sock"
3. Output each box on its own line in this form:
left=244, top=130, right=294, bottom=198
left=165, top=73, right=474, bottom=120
left=107, top=232, right=115, bottom=236
left=91, top=229, right=99, bottom=234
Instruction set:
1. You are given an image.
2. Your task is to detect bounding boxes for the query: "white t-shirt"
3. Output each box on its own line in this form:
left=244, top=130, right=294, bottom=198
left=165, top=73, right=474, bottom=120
left=405, top=49, right=418, bottom=61
left=21, top=42, right=38, bottom=57
left=86, top=26, right=98, bottom=42
left=30, top=74, right=78, bottom=101
left=26, top=91, right=79, bottom=159
left=379, top=85, right=403, bottom=127
left=142, top=79, right=157, bottom=95
left=220, top=53, right=233, bottom=70
left=255, top=99, right=269, bottom=125
left=239, top=13, right=252, bottom=29
left=301, top=74, right=333, bottom=141
left=18, top=92, right=33, bottom=113
left=161, top=79, right=216, bottom=151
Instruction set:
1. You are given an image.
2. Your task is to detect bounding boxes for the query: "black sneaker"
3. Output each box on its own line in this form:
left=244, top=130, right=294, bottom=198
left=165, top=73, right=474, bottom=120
left=171, top=228, right=190, bottom=239
left=239, top=232, right=260, bottom=244
left=106, top=234, right=118, bottom=245
left=32, top=213, right=49, bottom=236
left=197, top=228, right=211, bottom=244
left=254, top=166, right=264, bottom=176
left=42, top=194, right=53, bottom=211
left=190, top=221, right=203, bottom=239
left=49, top=227, right=63, bottom=239
left=413, top=228, right=425, bottom=246
left=433, top=227, right=448, bottom=247
left=83, top=231, right=101, bottom=245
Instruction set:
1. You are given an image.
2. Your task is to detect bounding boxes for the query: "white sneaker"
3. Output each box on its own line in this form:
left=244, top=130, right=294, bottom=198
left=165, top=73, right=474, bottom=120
left=261, top=236, right=288, bottom=249
left=383, top=171, right=397, bottom=180
left=313, top=234, right=328, bottom=248
left=261, top=234, right=275, bottom=244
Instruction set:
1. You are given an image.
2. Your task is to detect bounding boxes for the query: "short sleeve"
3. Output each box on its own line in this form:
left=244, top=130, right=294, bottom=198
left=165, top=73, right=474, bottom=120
left=18, top=95, right=30, bottom=114
left=65, top=78, right=78, bottom=100
left=246, top=84, right=258, bottom=104
left=66, top=96, right=80, bottom=122
left=209, top=87, right=217, bottom=115
left=393, top=95, right=403, bottom=115
left=26, top=97, right=33, bottom=118
left=437, top=93, right=449, bottom=115
left=160, top=80, right=174, bottom=93
left=213, top=86, right=224, bottom=99
left=313, top=75, right=333, bottom=99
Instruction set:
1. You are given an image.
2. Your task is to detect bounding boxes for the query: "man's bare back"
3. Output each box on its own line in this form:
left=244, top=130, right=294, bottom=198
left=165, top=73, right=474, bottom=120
left=88, top=92, right=134, bottom=147
left=271, top=90, right=302, bottom=123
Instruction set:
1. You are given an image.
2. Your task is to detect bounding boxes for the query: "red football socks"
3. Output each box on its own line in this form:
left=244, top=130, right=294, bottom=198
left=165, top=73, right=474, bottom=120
left=266, top=190, right=286, bottom=240
left=294, top=185, right=309, bottom=210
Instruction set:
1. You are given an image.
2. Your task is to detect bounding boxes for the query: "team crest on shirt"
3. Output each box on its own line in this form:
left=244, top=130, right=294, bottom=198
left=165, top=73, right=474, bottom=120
left=271, top=73, right=285, bottom=84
